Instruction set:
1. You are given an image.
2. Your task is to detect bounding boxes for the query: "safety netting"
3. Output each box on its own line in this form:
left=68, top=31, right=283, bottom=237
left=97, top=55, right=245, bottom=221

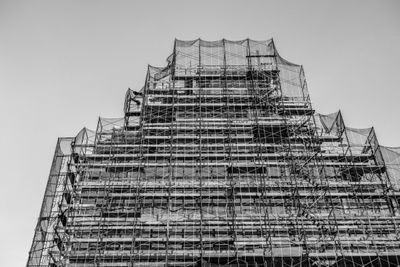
left=141, top=39, right=308, bottom=100
left=380, top=146, right=400, bottom=190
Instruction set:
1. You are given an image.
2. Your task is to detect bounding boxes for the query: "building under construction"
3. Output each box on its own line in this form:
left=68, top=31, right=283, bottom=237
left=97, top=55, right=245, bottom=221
left=27, top=39, right=400, bottom=267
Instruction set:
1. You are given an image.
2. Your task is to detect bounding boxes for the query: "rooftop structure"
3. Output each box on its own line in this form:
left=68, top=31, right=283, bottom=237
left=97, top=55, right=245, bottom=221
left=27, top=39, right=400, bottom=267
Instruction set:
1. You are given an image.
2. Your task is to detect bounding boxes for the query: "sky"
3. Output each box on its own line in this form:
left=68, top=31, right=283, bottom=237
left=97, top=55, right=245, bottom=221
left=0, top=0, right=399, bottom=265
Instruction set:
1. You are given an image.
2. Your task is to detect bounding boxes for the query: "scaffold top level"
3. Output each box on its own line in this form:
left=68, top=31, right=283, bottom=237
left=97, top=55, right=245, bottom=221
left=168, top=38, right=300, bottom=69
left=141, top=38, right=308, bottom=100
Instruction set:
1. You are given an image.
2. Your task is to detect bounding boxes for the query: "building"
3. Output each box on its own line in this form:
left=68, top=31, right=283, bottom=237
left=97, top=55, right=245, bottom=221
left=27, top=39, right=400, bottom=267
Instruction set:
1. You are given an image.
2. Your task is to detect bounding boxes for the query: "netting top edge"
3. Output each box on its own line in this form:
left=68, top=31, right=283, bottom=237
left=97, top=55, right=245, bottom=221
left=174, top=38, right=273, bottom=46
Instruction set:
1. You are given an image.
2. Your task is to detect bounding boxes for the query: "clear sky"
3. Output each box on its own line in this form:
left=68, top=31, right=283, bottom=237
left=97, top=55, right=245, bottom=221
left=0, top=0, right=399, bottom=265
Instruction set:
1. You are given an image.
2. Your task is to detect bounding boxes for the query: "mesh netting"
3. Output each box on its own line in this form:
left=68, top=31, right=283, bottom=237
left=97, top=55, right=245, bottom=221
left=145, top=39, right=308, bottom=101
left=380, top=146, right=400, bottom=190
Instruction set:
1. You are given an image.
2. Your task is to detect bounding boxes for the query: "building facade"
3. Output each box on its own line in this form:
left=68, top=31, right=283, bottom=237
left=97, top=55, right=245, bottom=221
left=27, top=39, right=400, bottom=267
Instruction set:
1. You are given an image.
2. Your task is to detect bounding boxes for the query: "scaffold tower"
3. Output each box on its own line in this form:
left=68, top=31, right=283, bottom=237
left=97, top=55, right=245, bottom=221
left=27, top=39, right=400, bottom=267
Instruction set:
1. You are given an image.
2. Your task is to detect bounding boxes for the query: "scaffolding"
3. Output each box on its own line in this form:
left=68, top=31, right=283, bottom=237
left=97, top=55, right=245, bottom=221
left=27, top=39, right=400, bottom=267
